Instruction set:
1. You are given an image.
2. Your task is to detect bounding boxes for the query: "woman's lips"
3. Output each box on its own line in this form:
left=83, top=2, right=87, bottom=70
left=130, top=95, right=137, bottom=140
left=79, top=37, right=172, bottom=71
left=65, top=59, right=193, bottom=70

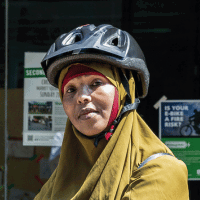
left=78, top=108, right=98, bottom=119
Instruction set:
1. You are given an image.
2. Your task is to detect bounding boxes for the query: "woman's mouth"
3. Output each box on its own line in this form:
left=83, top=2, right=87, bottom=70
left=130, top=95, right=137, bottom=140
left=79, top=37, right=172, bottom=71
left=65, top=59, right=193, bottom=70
left=78, top=108, right=98, bottom=119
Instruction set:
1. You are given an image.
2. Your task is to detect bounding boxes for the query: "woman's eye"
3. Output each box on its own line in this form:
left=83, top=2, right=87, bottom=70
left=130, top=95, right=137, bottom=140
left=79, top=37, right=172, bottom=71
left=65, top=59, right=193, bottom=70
left=66, top=87, right=76, bottom=93
left=92, top=80, right=102, bottom=86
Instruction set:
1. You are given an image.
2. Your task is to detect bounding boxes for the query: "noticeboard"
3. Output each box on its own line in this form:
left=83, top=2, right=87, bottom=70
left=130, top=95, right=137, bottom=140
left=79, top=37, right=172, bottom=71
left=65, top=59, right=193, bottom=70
left=23, top=52, right=68, bottom=146
left=159, top=100, right=200, bottom=180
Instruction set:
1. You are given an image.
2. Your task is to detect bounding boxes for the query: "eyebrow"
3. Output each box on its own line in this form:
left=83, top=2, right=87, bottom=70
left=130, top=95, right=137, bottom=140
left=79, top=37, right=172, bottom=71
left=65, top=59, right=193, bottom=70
left=66, top=75, right=105, bottom=84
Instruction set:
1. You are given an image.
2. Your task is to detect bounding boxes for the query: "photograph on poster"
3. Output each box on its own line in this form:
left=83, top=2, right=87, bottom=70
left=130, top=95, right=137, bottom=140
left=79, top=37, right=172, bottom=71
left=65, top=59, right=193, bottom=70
left=28, top=101, right=52, bottom=114
left=28, top=115, right=52, bottom=131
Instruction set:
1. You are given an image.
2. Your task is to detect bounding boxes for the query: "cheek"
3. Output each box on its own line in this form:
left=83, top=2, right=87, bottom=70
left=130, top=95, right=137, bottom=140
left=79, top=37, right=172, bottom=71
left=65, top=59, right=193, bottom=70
left=99, top=85, right=116, bottom=111
left=102, top=84, right=115, bottom=94
left=62, top=102, right=69, bottom=116
left=62, top=97, right=73, bottom=117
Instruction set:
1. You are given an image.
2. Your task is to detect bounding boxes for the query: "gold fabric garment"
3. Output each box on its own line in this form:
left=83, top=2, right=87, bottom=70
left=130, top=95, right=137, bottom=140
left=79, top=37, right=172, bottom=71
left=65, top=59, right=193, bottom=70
left=35, top=62, right=189, bottom=200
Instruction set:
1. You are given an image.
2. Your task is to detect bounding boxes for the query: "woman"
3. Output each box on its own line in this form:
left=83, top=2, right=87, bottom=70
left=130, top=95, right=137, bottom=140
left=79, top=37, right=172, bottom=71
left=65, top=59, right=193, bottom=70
left=35, top=24, right=189, bottom=199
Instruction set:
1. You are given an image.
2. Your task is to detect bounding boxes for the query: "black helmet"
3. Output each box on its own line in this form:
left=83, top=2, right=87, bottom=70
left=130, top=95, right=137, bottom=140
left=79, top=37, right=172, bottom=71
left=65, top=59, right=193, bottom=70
left=41, top=24, right=150, bottom=98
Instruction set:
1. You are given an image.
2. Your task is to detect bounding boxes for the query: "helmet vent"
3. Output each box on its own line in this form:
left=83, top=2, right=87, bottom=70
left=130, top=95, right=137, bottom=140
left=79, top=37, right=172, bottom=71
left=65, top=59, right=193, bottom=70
left=111, top=38, right=119, bottom=46
left=62, top=33, right=82, bottom=46
left=74, top=34, right=82, bottom=43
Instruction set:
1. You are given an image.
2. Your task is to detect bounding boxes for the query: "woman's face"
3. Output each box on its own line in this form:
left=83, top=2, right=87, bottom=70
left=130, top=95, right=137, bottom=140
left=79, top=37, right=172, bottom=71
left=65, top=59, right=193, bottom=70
left=62, top=74, right=115, bottom=136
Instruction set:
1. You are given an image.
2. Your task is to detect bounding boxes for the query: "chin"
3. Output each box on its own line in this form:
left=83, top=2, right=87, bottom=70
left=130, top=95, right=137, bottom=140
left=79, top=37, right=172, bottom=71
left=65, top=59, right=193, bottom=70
left=78, top=125, right=107, bottom=136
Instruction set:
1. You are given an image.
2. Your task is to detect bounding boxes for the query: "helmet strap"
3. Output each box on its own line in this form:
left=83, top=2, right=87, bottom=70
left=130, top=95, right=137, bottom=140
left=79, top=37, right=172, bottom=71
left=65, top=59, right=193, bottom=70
left=118, top=68, right=132, bottom=101
left=103, top=97, right=140, bottom=144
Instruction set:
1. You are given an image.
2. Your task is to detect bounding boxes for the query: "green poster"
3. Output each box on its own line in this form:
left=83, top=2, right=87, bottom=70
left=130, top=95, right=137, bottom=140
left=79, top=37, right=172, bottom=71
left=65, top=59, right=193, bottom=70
left=162, top=137, right=200, bottom=180
left=159, top=100, right=200, bottom=180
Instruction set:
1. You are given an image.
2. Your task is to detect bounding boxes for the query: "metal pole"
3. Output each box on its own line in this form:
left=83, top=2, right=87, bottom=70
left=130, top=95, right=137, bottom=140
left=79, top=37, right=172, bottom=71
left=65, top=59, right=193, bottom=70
left=5, top=0, right=9, bottom=199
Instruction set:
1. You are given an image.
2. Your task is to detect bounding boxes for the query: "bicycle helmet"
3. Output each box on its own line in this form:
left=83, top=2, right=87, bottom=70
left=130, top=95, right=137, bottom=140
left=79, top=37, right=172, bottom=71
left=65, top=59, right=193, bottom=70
left=41, top=24, right=150, bottom=98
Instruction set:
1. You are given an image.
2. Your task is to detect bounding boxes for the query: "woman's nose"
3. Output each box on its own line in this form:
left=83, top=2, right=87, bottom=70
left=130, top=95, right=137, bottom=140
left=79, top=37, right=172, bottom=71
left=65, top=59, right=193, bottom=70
left=77, top=86, right=92, bottom=104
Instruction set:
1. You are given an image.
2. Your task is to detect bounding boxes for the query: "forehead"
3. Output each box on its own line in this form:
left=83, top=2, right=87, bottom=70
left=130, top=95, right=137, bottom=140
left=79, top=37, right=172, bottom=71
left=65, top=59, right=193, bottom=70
left=65, top=74, right=108, bottom=85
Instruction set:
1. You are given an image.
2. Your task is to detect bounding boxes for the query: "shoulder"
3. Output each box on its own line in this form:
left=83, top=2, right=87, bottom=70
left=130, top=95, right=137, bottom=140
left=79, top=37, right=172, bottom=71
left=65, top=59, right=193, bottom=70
left=144, top=154, right=188, bottom=176
left=122, top=155, right=189, bottom=200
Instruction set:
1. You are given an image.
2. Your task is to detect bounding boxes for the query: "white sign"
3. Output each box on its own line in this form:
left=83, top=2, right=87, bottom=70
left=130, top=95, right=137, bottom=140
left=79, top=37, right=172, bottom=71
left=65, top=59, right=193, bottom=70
left=23, top=52, right=67, bottom=146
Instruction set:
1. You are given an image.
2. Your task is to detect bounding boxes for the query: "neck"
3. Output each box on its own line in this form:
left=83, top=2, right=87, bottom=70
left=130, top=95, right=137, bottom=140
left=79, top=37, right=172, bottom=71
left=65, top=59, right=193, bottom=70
left=73, top=126, right=107, bottom=165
